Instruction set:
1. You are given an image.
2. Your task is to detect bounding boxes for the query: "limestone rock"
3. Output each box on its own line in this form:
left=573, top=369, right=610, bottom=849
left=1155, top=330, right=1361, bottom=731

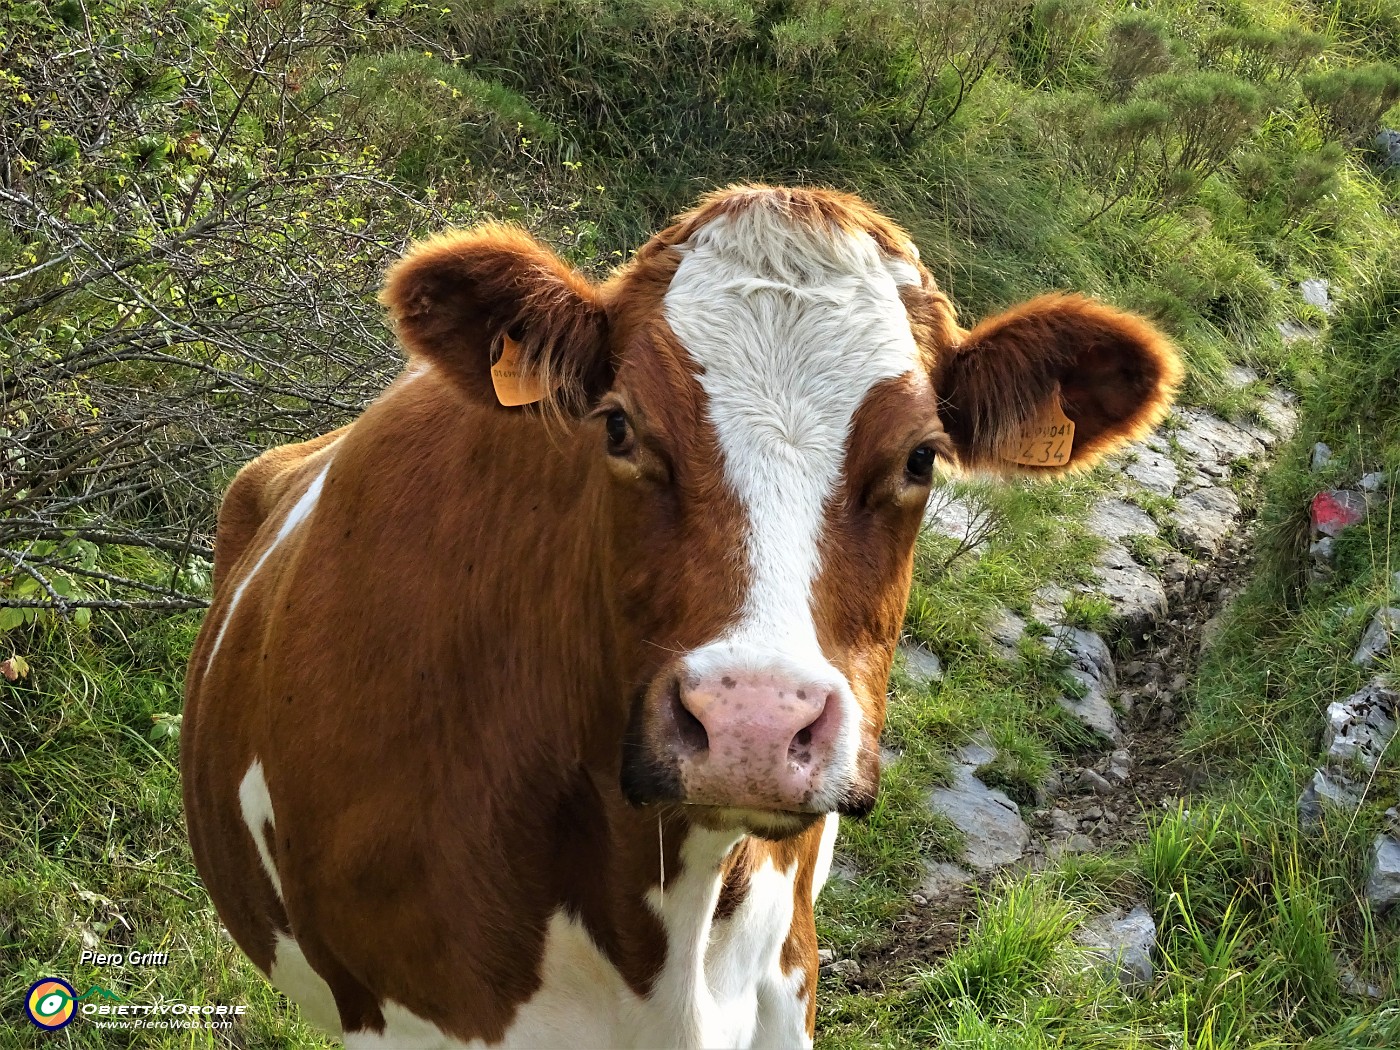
left=1365, top=836, right=1400, bottom=912
left=1323, top=680, right=1399, bottom=771
left=924, top=490, right=995, bottom=549
left=1300, top=277, right=1334, bottom=314
left=1313, top=489, right=1368, bottom=538
left=986, top=609, right=1027, bottom=660
left=919, top=861, right=974, bottom=898
left=1118, top=441, right=1178, bottom=496
left=1298, top=768, right=1361, bottom=826
left=1353, top=608, right=1399, bottom=668
left=1173, top=409, right=1265, bottom=475
left=1084, top=544, right=1167, bottom=638
left=1047, top=627, right=1122, bottom=745
left=898, top=642, right=944, bottom=686
left=1087, top=499, right=1159, bottom=543
left=1376, top=128, right=1400, bottom=171
left=1279, top=319, right=1321, bottom=345
left=1077, top=905, right=1157, bottom=991
left=928, top=765, right=1030, bottom=871
left=1172, top=485, right=1241, bottom=557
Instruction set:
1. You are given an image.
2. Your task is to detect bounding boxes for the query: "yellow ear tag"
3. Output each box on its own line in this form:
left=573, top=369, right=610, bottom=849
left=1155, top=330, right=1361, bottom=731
left=999, top=393, right=1075, bottom=467
left=490, top=335, right=554, bottom=407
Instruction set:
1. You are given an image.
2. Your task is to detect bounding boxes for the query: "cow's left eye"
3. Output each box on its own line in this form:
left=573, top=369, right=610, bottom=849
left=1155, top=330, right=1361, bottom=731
left=605, top=410, right=634, bottom=455
left=905, top=445, right=936, bottom=482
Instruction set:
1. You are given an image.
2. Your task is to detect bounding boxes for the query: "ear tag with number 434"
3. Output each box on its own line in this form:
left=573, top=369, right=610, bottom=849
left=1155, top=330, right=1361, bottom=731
left=999, top=392, right=1075, bottom=467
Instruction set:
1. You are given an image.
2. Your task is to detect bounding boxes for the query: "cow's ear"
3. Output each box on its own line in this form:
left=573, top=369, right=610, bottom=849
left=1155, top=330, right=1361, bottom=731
left=932, top=294, right=1182, bottom=476
left=380, top=225, right=611, bottom=413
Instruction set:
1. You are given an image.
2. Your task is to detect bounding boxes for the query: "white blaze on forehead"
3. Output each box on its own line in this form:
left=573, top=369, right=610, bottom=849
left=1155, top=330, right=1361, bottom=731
left=663, top=207, right=922, bottom=657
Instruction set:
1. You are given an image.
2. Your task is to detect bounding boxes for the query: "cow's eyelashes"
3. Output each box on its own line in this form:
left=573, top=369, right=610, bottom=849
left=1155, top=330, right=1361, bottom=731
left=905, top=444, right=936, bottom=483
left=604, top=409, right=635, bottom=455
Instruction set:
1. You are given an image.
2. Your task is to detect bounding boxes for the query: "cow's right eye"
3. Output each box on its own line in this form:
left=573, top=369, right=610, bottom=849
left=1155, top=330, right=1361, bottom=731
left=605, top=410, right=634, bottom=455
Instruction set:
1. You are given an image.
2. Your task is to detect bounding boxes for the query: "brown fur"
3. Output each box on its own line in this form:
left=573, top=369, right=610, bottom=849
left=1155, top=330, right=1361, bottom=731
left=184, top=184, right=1181, bottom=1045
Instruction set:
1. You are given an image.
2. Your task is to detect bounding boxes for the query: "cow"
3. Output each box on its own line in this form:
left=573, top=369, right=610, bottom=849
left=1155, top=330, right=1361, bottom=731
left=182, top=184, right=1180, bottom=1048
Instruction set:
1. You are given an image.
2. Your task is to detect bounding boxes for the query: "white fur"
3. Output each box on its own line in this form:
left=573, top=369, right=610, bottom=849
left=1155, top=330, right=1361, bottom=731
left=810, top=813, right=840, bottom=905
left=664, top=206, right=922, bottom=806
left=271, top=933, right=342, bottom=1036
left=237, top=759, right=283, bottom=902
left=204, top=461, right=331, bottom=672
left=708, top=853, right=809, bottom=1050
left=334, top=828, right=814, bottom=1049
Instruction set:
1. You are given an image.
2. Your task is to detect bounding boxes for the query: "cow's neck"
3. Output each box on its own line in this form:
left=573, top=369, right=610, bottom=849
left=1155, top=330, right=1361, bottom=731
left=445, top=397, right=743, bottom=982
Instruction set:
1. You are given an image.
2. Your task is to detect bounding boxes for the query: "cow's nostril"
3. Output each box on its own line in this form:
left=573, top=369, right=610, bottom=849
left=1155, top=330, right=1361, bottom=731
left=793, top=727, right=812, bottom=749
left=670, top=678, right=709, bottom=755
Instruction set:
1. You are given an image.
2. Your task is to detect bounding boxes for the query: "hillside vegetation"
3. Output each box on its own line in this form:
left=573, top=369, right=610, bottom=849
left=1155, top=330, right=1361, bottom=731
left=2, top=0, right=1398, bottom=1046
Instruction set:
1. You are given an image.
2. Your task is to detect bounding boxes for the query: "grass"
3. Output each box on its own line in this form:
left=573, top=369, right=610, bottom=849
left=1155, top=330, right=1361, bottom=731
left=0, top=614, right=333, bottom=1048
left=4, top=0, right=1400, bottom=1044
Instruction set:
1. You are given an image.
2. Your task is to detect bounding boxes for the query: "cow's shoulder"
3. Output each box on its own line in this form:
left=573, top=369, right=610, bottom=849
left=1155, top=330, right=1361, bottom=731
left=213, top=425, right=350, bottom=588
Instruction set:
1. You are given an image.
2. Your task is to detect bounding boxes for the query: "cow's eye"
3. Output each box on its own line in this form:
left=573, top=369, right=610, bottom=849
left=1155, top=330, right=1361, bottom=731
left=905, top=445, right=936, bottom=482
left=605, top=410, right=634, bottom=454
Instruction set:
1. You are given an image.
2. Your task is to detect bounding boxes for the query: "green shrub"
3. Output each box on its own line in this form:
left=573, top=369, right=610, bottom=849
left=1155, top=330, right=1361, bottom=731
left=1304, top=62, right=1400, bottom=146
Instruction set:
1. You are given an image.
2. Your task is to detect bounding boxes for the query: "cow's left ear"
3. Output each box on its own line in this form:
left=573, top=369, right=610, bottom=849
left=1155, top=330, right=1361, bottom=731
left=932, top=294, right=1182, bottom=476
left=380, top=224, right=611, bottom=414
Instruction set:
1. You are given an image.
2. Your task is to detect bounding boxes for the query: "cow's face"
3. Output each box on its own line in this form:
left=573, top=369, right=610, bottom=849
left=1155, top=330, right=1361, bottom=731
left=382, top=186, right=1181, bottom=839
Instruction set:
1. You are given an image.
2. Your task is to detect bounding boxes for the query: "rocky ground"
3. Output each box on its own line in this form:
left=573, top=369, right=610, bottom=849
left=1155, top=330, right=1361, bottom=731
left=823, top=364, right=1306, bottom=991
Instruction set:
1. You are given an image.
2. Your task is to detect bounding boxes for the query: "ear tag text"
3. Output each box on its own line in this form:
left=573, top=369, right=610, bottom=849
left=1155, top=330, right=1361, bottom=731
left=999, top=393, right=1075, bottom=467
left=491, top=335, right=556, bottom=407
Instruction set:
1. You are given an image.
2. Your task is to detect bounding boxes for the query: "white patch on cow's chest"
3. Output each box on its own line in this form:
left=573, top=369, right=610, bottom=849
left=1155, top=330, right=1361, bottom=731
left=334, top=829, right=808, bottom=1049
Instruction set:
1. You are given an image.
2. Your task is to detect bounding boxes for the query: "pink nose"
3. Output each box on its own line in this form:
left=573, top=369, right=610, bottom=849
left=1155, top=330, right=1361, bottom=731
left=669, top=671, right=839, bottom=811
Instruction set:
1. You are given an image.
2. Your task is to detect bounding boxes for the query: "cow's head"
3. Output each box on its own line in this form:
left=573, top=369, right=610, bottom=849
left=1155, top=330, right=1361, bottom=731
left=382, top=186, right=1180, bottom=838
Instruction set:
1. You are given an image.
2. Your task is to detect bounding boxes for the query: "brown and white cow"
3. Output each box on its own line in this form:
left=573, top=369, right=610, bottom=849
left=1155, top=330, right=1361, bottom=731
left=183, top=185, right=1179, bottom=1048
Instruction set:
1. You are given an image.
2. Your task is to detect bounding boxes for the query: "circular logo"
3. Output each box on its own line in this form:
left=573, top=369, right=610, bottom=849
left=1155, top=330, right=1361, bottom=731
left=25, top=978, right=77, bottom=1030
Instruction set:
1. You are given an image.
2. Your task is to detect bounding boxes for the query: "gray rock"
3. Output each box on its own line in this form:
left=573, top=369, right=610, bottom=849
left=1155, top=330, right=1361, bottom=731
left=898, top=642, right=944, bottom=686
left=1077, top=905, right=1157, bottom=991
left=1173, top=409, right=1266, bottom=473
left=1377, top=128, right=1400, bottom=170
left=1088, top=499, right=1159, bottom=543
left=1313, top=489, right=1369, bottom=537
left=1172, top=485, right=1242, bottom=557
left=1365, top=836, right=1400, bottom=912
left=1323, top=680, right=1399, bottom=771
left=1047, top=627, right=1122, bottom=745
left=1049, top=833, right=1096, bottom=859
left=958, top=736, right=998, bottom=769
left=1312, top=442, right=1333, bottom=471
left=1118, top=442, right=1178, bottom=497
left=924, top=489, right=995, bottom=548
left=1359, top=472, right=1387, bottom=493
left=1031, top=584, right=1068, bottom=624
left=919, top=861, right=974, bottom=898
left=1300, top=277, right=1334, bottom=314
left=1084, top=544, right=1168, bottom=638
left=1279, top=319, right=1321, bottom=345
left=1074, top=768, right=1115, bottom=795
left=928, top=765, right=1030, bottom=870
left=817, top=948, right=835, bottom=965
left=1253, top=391, right=1298, bottom=443
left=1298, top=768, right=1361, bottom=826
left=986, top=609, right=1027, bottom=660
left=1353, top=608, right=1399, bottom=668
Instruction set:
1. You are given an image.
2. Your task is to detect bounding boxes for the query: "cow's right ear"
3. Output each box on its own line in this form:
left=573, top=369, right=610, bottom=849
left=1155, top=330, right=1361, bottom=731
left=380, top=225, right=612, bottom=413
